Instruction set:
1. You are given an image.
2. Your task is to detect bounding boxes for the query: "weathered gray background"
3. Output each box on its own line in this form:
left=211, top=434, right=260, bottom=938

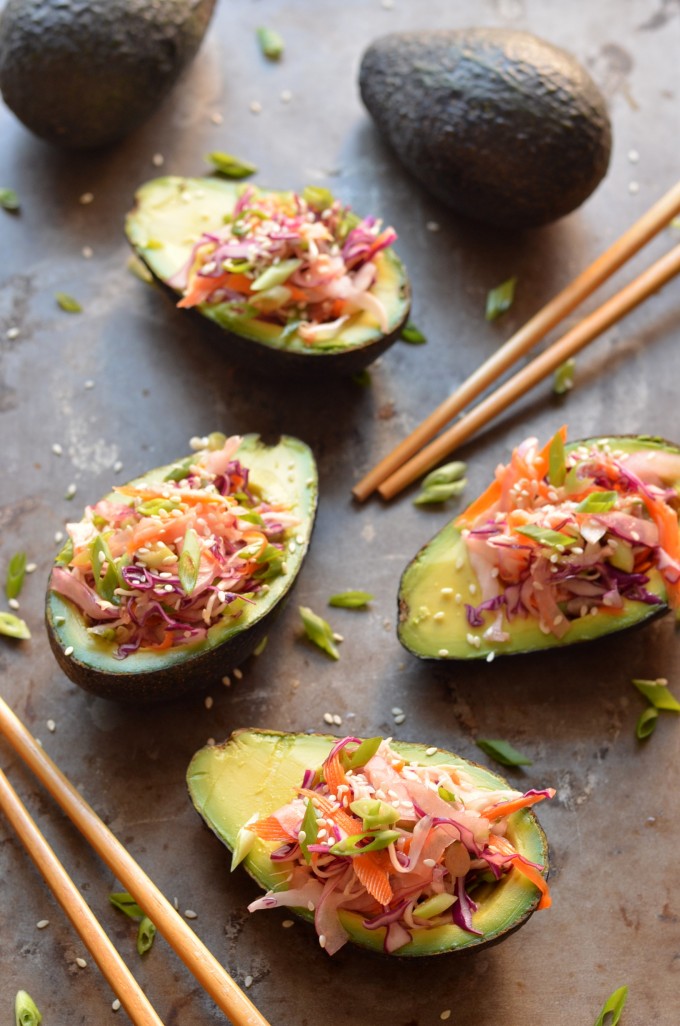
left=2, top=1, right=680, bottom=1023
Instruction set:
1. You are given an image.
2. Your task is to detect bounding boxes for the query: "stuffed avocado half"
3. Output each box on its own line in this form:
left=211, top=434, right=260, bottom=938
left=399, top=431, right=680, bottom=661
left=187, top=729, right=552, bottom=956
left=125, top=176, right=411, bottom=376
left=46, top=433, right=317, bottom=702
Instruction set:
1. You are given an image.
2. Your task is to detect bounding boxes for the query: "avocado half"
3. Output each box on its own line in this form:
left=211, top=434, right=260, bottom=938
left=45, top=435, right=317, bottom=702
left=187, top=728, right=550, bottom=956
left=398, top=436, right=680, bottom=661
left=125, top=176, right=412, bottom=377
left=359, top=28, right=611, bottom=229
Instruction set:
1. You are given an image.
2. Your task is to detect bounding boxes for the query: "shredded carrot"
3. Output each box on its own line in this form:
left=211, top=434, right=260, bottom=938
left=250, top=815, right=296, bottom=842
left=481, top=789, right=555, bottom=822
left=489, top=835, right=551, bottom=909
left=354, top=848, right=394, bottom=906
left=456, top=478, right=502, bottom=529
left=323, top=750, right=349, bottom=795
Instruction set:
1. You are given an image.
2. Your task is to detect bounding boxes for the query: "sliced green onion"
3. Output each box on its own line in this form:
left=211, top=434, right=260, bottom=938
left=127, top=253, right=153, bottom=283
left=438, top=785, right=456, bottom=802
left=485, top=276, right=517, bottom=321
left=253, top=635, right=268, bottom=656
left=301, top=185, right=334, bottom=211
left=609, top=542, right=635, bottom=573
left=136, top=916, right=157, bottom=955
left=6, top=551, right=27, bottom=600
left=178, top=527, right=201, bottom=596
left=413, top=480, right=467, bottom=506
left=328, top=590, right=374, bottom=608
left=475, top=738, right=533, bottom=767
left=421, top=461, right=467, bottom=490
left=109, top=891, right=145, bottom=919
left=137, top=498, right=181, bottom=517
left=251, top=258, right=302, bottom=292
left=90, top=535, right=121, bottom=605
left=413, top=893, right=456, bottom=920
left=632, top=678, right=680, bottom=712
left=299, top=798, right=319, bottom=864
left=553, top=357, right=576, bottom=395
left=576, top=490, right=618, bottom=513
left=341, top=736, right=382, bottom=771
left=55, top=291, right=82, bottom=313
left=55, top=538, right=74, bottom=565
left=349, top=798, right=400, bottom=830
left=299, top=606, right=339, bottom=660
left=330, top=829, right=399, bottom=856
left=514, top=524, right=576, bottom=548
left=207, top=432, right=227, bottom=451
left=14, top=990, right=42, bottom=1026
left=230, top=816, right=258, bottom=870
left=256, top=25, right=284, bottom=60
left=593, top=984, right=628, bottom=1026
left=548, top=431, right=566, bottom=487
left=1, top=187, right=20, bottom=212
left=206, top=151, right=258, bottom=179
left=636, top=707, right=658, bottom=740
left=164, top=457, right=193, bottom=482
left=400, top=321, right=427, bottom=345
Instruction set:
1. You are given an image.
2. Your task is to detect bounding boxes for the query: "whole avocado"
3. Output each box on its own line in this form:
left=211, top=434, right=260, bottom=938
left=359, top=28, right=612, bottom=229
left=0, top=0, right=217, bottom=149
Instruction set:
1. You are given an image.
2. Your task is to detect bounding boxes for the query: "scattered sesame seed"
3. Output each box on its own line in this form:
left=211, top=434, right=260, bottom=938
left=36, top=919, right=50, bottom=929
left=307, top=900, right=315, bottom=911
left=393, top=713, right=406, bottom=725
left=184, top=909, right=197, bottom=919
left=8, top=597, right=19, bottom=610
left=54, top=615, right=65, bottom=626
left=222, top=676, right=231, bottom=687
left=426, top=220, right=441, bottom=232
left=628, top=181, right=639, bottom=194
left=468, top=583, right=477, bottom=595
left=6, top=326, right=19, bottom=340
left=250, top=100, right=263, bottom=114
left=26, top=562, right=37, bottom=573
left=64, top=645, right=74, bottom=657
left=332, top=632, right=344, bottom=643
left=65, top=483, right=77, bottom=499
left=323, top=712, right=334, bottom=725
left=204, top=696, right=213, bottom=710
left=244, top=975, right=253, bottom=988
left=628, top=148, right=640, bottom=163
left=54, top=530, right=64, bottom=543
left=112, top=998, right=121, bottom=1012
left=423, top=858, right=436, bottom=867
left=381, top=0, right=395, bottom=7
left=318, top=934, right=327, bottom=948
left=76, top=957, right=88, bottom=968
left=211, top=111, right=224, bottom=124
left=332, top=714, right=342, bottom=726
left=79, top=192, right=94, bottom=205
left=440, top=587, right=453, bottom=596
left=437, top=648, right=449, bottom=657
left=486, top=652, right=495, bottom=663
left=113, top=460, right=123, bottom=473
left=82, top=246, right=93, bottom=259
left=440, top=1012, right=452, bottom=1022
left=454, top=593, right=463, bottom=604
left=391, top=706, right=403, bottom=716
left=433, top=611, right=445, bottom=622
left=84, top=379, right=95, bottom=389
left=47, top=719, right=56, bottom=733
left=173, top=897, right=179, bottom=910
left=152, top=153, right=164, bottom=167
left=280, top=89, right=293, bottom=103
left=233, top=667, right=243, bottom=680
left=52, top=443, right=63, bottom=456
left=282, top=919, right=294, bottom=928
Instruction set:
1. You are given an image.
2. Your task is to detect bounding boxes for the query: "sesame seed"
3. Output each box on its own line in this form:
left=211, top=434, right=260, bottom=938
left=282, top=919, right=294, bottom=928
left=249, top=100, right=263, bottom=114
left=64, top=645, right=74, bottom=657
left=82, top=246, right=93, bottom=259
left=26, top=562, right=37, bottom=573
left=426, top=220, right=441, bottom=232
left=440, top=1012, right=452, bottom=1022
left=332, top=714, right=342, bottom=726
left=65, top=483, right=77, bottom=499
left=454, top=593, right=463, bottom=604
left=468, top=583, right=477, bottom=595
left=628, top=148, right=639, bottom=163
left=76, top=957, right=87, bottom=968
left=323, top=712, right=334, bottom=725
left=113, top=460, right=123, bottom=473
left=486, top=652, right=495, bottom=663
left=8, top=597, right=19, bottom=610
left=423, top=858, right=436, bottom=867
left=54, top=615, right=65, bottom=626
left=47, top=719, right=56, bottom=733
left=425, top=746, right=437, bottom=756
left=173, top=897, right=179, bottom=909
left=52, top=443, right=63, bottom=456
left=280, top=89, right=293, bottom=102
left=36, top=919, right=50, bottom=929
left=233, top=667, right=243, bottom=680
left=440, top=587, right=453, bottom=596
left=629, top=181, right=639, bottom=194
left=79, top=192, right=94, bottom=205
left=112, top=999, right=121, bottom=1012
left=244, top=975, right=253, bottom=988
left=210, top=111, right=223, bottom=124
left=433, top=611, right=445, bottom=622
left=318, top=934, right=327, bottom=948
left=438, top=648, right=449, bottom=657
left=332, top=632, right=344, bottom=643
left=393, top=713, right=406, bottom=725
left=152, top=153, right=164, bottom=167
left=184, top=909, right=197, bottom=919
left=6, top=326, right=19, bottom=340
left=204, top=696, right=213, bottom=709
left=222, top=676, right=231, bottom=687
left=391, top=706, right=403, bottom=716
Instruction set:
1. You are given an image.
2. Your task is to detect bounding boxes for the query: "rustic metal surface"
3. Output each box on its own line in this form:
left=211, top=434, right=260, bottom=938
left=2, top=1, right=680, bottom=1023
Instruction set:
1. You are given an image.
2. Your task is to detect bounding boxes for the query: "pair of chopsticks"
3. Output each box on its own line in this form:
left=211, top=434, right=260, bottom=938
left=353, top=180, right=680, bottom=502
left=0, top=696, right=271, bottom=1026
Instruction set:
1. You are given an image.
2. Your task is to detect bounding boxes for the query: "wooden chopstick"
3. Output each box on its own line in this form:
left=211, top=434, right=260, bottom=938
left=0, top=696, right=272, bottom=1026
left=0, top=768, right=165, bottom=1026
left=353, top=179, right=680, bottom=502
left=375, top=240, right=680, bottom=499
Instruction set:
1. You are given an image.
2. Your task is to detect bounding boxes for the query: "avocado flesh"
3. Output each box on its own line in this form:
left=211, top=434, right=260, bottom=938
left=398, top=437, right=680, bottom=661
left=125, top=176, right=411, bottom=372
left=359, top=28, right=611, bottom=229
left=187, top=729, right=550, bottom=956
left=45, top=435, right=317, bottom=703
left=0, top=0, right=216, bottom=149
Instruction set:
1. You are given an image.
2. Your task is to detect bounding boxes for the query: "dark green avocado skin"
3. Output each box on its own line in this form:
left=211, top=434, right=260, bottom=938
left=359, top=28, right=612, bottom=229
left=0, top=0, right=216, bottom=148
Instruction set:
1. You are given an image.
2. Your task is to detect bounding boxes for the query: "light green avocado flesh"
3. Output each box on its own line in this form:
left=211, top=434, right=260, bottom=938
left=125, top=176, right=410, bottom=356
left=46, top=435, right=317, bottom=680
left=399, top=436, right=680, bottom=660
left=187, top=729, right=549, bottom=956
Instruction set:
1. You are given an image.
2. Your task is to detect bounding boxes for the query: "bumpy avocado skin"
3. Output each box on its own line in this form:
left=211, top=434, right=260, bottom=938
left=45, top=435, right=318, bottom=703
left=359, top=28, right=612, bottom=229
left=187, top=729, right=550, bottom=956
left=0, top=0, right=216, bottom=148
left=398, top=436, right=680, bottom=662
